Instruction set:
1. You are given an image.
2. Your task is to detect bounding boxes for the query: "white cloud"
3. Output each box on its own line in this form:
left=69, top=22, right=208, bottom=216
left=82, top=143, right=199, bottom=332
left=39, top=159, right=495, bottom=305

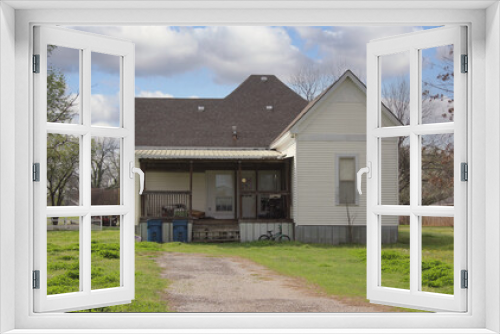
left=91, top=94, right=120, bottom=127
left=137, top=90, right=174, bottom=98
left=293, top=26, right=424, bottom=80
left=65, top=26, right=309, bottom=85
left=55, top=25, right=430, bottom=88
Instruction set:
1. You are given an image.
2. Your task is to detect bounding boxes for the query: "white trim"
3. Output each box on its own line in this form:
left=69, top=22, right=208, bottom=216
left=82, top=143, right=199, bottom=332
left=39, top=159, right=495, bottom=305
left=3, top=1, right=497, bottom=10
left=0, top=2, right=17, bottom=333
left=0, top=3, right=494, bottom=333
left=300, top=134, right=366, bottom=142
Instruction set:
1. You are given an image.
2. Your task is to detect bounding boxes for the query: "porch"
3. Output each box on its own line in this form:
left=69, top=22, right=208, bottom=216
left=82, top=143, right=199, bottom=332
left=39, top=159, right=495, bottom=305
left=136, top=152, right=294, bottom=242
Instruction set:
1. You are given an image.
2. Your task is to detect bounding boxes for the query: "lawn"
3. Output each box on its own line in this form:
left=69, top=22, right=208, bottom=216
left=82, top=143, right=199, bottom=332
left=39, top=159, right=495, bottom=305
left=46, top=225, right=454, bottom=312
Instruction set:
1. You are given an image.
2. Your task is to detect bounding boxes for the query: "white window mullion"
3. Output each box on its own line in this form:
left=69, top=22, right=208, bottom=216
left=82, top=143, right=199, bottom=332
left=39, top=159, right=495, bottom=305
left=366, top=42, right=379, bottom=300
left=409, top=46, right=420, bottom=295
left=81, top=47, right=92, bottom=295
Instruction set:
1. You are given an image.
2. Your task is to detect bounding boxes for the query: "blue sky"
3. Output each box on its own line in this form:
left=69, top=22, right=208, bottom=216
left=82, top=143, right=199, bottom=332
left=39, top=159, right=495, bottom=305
left=50, top=26, right=451, bottom=126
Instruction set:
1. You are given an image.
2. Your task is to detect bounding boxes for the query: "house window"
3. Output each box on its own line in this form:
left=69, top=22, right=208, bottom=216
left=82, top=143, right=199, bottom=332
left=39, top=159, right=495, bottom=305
left=338, top=157, right=356, bottom=205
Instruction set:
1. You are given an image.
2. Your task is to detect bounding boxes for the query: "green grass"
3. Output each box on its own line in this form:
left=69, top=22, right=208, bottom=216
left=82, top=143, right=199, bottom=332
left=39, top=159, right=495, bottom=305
left=46, top=225, right=454, bottom=312
left=381, top=226, right=454, bottom=294
left=47, top=228, right=171, bottom=312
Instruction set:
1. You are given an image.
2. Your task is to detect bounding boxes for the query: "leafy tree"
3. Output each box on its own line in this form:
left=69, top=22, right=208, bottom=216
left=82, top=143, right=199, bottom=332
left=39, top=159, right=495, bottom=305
left=47, top=134, right=79, bottom=206
left=46, top=46, right=80, bottom=208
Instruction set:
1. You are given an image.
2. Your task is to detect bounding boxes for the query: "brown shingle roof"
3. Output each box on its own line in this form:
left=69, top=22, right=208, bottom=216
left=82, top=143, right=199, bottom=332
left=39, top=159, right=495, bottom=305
left=135, top=75, right=308, bottom=148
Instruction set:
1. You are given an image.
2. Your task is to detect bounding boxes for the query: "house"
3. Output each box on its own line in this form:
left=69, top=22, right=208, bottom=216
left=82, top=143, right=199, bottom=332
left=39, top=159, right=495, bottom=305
left=135, top=70, right=400, bottom=243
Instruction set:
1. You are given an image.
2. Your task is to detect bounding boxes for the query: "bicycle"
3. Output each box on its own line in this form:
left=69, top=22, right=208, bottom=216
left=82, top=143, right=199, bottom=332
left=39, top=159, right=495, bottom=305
left=258, top=224, right=291, bottom=242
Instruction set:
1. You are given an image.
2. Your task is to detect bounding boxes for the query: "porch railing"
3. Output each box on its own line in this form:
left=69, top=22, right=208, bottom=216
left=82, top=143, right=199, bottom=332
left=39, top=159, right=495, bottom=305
left=141, top=191, right=191, bottom=219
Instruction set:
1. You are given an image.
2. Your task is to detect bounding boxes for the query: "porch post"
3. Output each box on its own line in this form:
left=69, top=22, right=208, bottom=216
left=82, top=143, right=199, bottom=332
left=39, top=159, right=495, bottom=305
left=255, top=168, right=259, bottom=220
left=189, top=161, right=193, bottom=219
left=238, top=161, right=242, bottom=219
left=285, top=158, right=291, bottom=220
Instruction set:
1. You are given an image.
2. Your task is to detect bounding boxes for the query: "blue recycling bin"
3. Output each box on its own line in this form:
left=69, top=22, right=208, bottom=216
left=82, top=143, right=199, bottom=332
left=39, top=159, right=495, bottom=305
left=173, top=220, right=188, bottom=242
left=147, top=219, right=162, bottom=243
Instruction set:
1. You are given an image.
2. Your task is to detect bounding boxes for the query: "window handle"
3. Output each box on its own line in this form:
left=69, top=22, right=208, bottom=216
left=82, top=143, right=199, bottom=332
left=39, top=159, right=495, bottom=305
left=357, top=162, right=372, bottom=195
left=129, top=161, right=144, bottom=195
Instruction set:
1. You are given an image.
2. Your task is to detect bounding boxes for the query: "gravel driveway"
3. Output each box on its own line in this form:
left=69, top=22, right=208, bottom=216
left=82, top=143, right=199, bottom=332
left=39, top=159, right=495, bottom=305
left=155, top=252, right=395, bottom=313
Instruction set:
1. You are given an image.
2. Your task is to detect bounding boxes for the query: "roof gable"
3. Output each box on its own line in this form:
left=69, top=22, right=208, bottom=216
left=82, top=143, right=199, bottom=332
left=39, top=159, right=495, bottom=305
left=271, top=70, right=402, bottom=146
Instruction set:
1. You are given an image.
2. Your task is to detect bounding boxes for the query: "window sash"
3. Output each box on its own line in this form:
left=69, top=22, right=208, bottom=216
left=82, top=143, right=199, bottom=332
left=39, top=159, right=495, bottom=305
left=365, top=25, right=467, bottom=312
left=33, top=25, right=136, bottom=313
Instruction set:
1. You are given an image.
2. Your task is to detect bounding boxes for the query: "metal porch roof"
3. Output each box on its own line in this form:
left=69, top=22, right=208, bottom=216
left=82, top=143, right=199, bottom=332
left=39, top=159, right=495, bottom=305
left=136, top=149, right=285, bottom=160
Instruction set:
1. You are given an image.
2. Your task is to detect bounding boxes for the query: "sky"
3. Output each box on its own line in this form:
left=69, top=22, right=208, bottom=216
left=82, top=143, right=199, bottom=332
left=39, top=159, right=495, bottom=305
left=49, top=26, right=450, bottom=127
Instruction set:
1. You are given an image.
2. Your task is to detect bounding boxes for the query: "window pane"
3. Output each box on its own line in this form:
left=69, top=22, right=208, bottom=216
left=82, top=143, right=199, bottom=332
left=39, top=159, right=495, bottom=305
left=258, top=194, right=285, bottom=219
left=258, top=171, right=281, bottom=192
left=421, top=217, right=454, bottom=295
left=381, top=137, right=409, bottom=205
left=91, top=52, right=121, bottom=127
left=47, top=133, right=80, bottom=206
left=47, top=217, right=80, bottom=295
left=91, top=137, right=121, bottom=205
left=215, top=174, right=233, bottom=212
left=381, top=216, right=409, bottom=290
left=421, top=45, right=454, bottom=124
left=339, top=181, right=355, bottom=204
left=339, top=157, right=355, bottom=181
left=421, top=134, right=454, bottom=206
left=47, top=45, right=80, bottom=124
left=241, top=171, right=256, bottom=191
left=91, top=216, right=121, bottom=290
left=380, top=51, right=410, bottom=127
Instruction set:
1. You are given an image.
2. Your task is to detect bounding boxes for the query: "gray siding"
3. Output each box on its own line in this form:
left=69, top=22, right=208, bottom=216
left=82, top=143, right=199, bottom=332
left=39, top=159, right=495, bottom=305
left=296, top=225, right=398, bottom=244
left=239, top=221, right=294, bottom=242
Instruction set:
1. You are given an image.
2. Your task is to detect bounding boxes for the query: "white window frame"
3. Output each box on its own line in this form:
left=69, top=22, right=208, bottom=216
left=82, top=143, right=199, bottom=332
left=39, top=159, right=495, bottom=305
left=365, top=26, right=467, bottom=313
left=0, top=2, right=499, bottom=333
left=33, top=25, right=136, bottom=313
left=335, top=154, right=359, bottom=206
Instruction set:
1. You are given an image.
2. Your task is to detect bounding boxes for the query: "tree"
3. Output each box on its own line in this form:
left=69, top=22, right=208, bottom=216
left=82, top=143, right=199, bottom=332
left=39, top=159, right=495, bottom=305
left=422, top=45, right=455, bottom=121
left=287, top=60, right=362, bottom=101
left=47, top=46, right=79, bottom=123
left=91, top=137, right=120, bottom=189
left=344, top=196, right=357, bottom=244
left=381, top=46, right=455, bottom=207
left=46, top=46, right=80, bottom=208
left=47, top=134, right=79, bottom=207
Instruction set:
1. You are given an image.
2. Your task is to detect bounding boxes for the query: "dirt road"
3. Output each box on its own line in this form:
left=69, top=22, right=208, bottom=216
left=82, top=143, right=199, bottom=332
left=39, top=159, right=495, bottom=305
left=155, top=252, right=395, bottom=313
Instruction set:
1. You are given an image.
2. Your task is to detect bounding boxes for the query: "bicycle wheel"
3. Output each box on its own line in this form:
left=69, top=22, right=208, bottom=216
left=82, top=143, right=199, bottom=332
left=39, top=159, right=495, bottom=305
left=258, top=235, right=271, bottom=241
left=277, top=235, right=291, bottom=242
